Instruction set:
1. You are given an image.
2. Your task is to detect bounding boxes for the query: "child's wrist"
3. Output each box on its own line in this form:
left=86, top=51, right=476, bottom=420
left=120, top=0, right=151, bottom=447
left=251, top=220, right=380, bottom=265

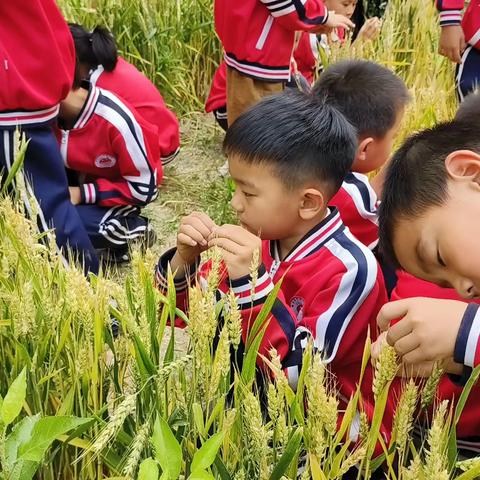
left=171, top=251, right=197, bottom=278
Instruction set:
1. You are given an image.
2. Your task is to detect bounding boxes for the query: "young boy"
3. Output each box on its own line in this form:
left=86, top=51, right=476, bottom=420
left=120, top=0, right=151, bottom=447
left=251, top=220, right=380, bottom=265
left=312, top=60, right=410, bottom=250
left=215, top=0, right=354, bottom=125
left=436, top=0, right=480, bottom=101
left=375, top=118, right=480, bottom=445
left=156, top=91, right=391, bottom=440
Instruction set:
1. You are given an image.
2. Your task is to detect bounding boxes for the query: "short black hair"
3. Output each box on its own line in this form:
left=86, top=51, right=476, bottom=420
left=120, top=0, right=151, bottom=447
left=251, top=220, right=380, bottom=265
left=455, top=90, right=480, bottom=122
left=312, top=60, right=410, bottom=138
left=379, top=120, right=480, bottom=267
left=223, top=90, right=357, bottom=198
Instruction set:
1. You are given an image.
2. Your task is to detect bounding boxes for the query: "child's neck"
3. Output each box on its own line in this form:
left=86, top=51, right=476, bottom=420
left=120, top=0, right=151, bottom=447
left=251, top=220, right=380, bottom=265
left=58, top=88, right=89, bottom=130
left=277, top=208, right=330, bottom=260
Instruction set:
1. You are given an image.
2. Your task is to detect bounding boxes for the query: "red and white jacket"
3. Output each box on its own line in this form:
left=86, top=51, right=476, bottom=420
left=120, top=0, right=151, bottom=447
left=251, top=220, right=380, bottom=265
left=437, top=0, right=480, bottom=50
left=90, top=57, right=180, bottom=164
left=54, top=86, right=161, bottom=207
left=330, top=172, right=379, bottom=250
left=0, top=0, right=74, bottom=126
left=205, top=38, right=319, bottom=115
left=391, top=270, right=480, bottom=452
left=215, top=0, right=328, bottom=81
left=156, top=208, right=391, bottom=442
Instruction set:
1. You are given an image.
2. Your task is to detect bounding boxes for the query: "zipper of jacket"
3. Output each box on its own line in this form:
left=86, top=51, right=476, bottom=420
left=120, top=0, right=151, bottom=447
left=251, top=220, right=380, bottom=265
left=60, top=130, right=70, bottom=167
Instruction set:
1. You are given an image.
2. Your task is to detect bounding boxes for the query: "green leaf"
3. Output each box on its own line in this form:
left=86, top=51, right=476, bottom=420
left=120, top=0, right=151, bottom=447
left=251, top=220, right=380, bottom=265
left=138, top=458, right=160, bottom=480
left=241, top=321, right=269, bottom=384
left=1, top=367, right=27, bottom=426
left=191, top=431, right=225, bottom=473
left=188, top=470, right=215, bottom=480
left=5, top=414, right=40, bottom=470
left=269, top=427, right=303, bottom=480
left=151, top=416, right=182, bottom=480
left=7, top=459, right=38, bottom=480
left=18, top=416, right=90, bottom=462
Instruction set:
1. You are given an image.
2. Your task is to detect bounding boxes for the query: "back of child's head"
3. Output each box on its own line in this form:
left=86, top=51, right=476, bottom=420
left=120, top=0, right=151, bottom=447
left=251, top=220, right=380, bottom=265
left=379, top=120, right=480, bottom=266
left=311, top=60, right=410, bottom=139
left=69, top=24, right=118, bottom=87
left=223, top=90, right=357, bottom=199
left=455, top=90, right=480, bottom=122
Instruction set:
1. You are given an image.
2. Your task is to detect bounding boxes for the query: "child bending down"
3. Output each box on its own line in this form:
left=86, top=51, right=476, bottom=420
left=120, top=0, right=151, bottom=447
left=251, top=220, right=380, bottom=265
left=156, top=91, right=392, bottom=443
left=56, top=82, right=160, bottom=263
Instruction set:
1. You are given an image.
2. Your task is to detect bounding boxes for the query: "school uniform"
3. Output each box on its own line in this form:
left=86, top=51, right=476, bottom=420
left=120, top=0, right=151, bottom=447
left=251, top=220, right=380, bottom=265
left=54, top=85, right=160, bottom=251
left=215, top=0, right=329, bottom=124
left=330, top=172, right=380, bottom=250
left=391, top=270, right=480, bottom=455
left=156, top=208, right=393, bottom=445
left=437, top=0, right=480, bottom=100
left=89, top=57, right=180, bottom=165
left=0, top=0, right=99, bottom=273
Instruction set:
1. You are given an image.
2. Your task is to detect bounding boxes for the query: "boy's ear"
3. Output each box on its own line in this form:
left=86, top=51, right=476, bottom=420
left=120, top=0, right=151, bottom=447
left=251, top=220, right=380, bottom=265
left=356, top=137, right=374, bottom=162
left=299, top=188, right=325, bottom=220
left=445, top=150, right=480, bottom=185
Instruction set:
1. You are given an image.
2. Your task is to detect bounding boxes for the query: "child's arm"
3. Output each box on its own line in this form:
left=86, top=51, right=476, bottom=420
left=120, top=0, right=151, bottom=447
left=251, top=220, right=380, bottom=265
left=155, top=212, right=217, bottom=324
left=259, top=0, right=354, bottom=34
left=376, top=297, right=480, bottom=368
left=208, top=224, right=295, bottom=363
left=80, top=121, right=160, bottom=207
left=436, top=0, right=466, bottom=64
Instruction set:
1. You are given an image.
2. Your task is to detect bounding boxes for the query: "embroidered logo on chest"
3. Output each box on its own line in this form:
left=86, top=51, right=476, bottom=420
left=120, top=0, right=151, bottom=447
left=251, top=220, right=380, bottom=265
left=95, top=154, right=117, bottom=168
left=290, top=296, right=305, bottom=322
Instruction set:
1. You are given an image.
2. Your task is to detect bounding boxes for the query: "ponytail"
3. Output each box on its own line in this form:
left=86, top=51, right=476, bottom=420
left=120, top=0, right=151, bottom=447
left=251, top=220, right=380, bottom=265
left=69, top=23, right=118, bottom=72
left=91, top=26, right=118, bottom=72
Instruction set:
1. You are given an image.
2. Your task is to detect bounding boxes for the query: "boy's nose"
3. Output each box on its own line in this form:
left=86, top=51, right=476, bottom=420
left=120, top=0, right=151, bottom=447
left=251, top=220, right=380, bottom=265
left=455, top=278, right=476, bottom=299
left=230, top=192, right=243, bottom=213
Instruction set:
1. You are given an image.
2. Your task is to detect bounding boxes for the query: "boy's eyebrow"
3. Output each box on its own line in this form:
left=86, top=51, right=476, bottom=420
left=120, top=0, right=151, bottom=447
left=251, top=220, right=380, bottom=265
left=234, top=178, right=257, bottom=189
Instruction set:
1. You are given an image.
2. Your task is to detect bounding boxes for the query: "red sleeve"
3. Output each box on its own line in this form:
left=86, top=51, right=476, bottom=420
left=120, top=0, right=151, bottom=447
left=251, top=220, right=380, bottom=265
left=81, top=118, right=161, bottom=207
left=260, top=0, right=329, bottom=32
left=436, top=0, right=463, bottom=25
left=155, top=249, right=295, bottom=363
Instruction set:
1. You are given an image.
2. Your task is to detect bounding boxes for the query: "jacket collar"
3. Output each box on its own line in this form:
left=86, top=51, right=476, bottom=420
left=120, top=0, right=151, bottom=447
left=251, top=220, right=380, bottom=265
left=72, top=85, right=100, bottom=129
left=269, top=208, right=345, bottom=263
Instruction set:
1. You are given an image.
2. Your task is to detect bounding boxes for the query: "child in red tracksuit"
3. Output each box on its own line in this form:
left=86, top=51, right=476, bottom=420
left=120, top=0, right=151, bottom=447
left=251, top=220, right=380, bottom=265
left=437, top=0, right=480, bottom=100
left=214, top=0, right=354, bottom=125
left=55, top=83, right=160, bottom=262
left=156, top=91, right=394, bottom=446
left=69, top=24, right=180, bottom=165
left=312, top=60, right=410, bottom=251
left=0, top=0, right=99, bottom=274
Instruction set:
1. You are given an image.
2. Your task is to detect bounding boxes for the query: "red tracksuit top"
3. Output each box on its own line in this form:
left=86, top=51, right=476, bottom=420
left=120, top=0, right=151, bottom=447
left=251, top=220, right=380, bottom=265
left=215, top=0, right=328, bottom=81
left=90, top=57, right=180, bottom=164
left=54, top=86, right=161, bottom=207
left=156, top=208, right=392, bottom=443
left=205, top=37, right=318, bottom=114
left=330, top=172, right=379, bottom=250
left=437, top=0, right=480, bottom=50
left=391, top=270, right=480, bottom=450
left=0, top=0, right=75, bottom=126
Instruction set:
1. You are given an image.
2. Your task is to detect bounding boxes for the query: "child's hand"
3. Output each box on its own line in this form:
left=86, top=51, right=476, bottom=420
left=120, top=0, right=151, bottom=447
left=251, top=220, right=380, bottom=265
left=173, top=212, right=216, bottom=268
left=69, top=186, right=81, bottom=205
left=377, top=298, right=467, bottom=366
left=439, top=25, right=466, bottom=64
left=208, top=225, right=262, bottom=280
left=357, top=17, right=381, bottom=41
left=324, top=12, right=355, bottom=31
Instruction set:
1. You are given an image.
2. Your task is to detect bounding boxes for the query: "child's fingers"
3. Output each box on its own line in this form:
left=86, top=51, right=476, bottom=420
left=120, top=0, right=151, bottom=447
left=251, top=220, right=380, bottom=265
left=190, top=211, right=217, bottom=231
left=209, top=224, right=248, bottom=245
left=208, top=236, right=242, bottom=255
left=392, top=332, right=421, bottom=358
left=377, top=299, right=411, bottom=332
left=386, top=319, right=413, bottom=347
left=177, top=232, right=198, bottom=247
left=181, top=216, right=213, bottom=243
left=178, top=224, right=208, bottom=247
